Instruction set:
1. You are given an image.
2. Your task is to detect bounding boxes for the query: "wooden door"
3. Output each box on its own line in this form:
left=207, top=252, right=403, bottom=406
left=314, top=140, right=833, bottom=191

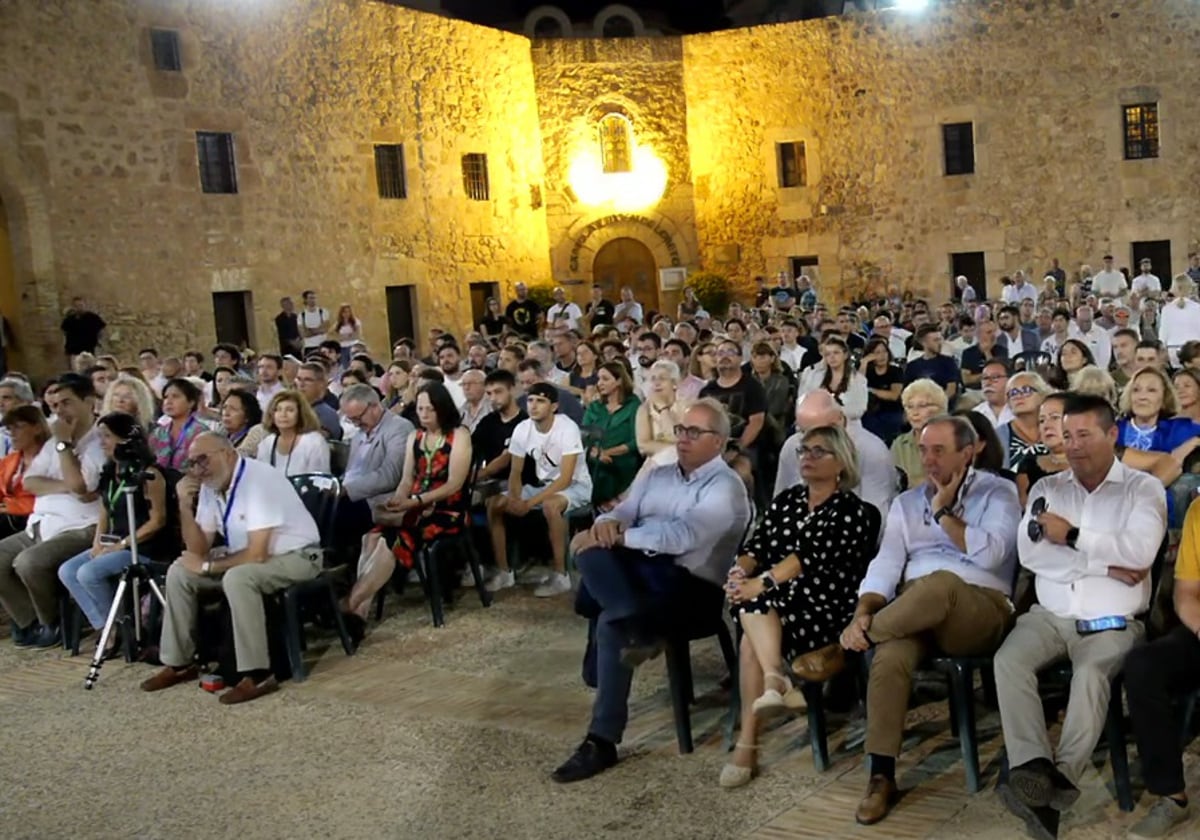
left=592, top=238, right=659, bottom=313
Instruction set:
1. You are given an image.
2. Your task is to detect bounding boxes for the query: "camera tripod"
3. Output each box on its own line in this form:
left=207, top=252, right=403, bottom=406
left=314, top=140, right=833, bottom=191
left=84, top=477, right=167, bottom=689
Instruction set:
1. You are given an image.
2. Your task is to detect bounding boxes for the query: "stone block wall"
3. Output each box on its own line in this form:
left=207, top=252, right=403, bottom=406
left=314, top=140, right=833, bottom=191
left=684, top=0, right=1200, bottom=303
left=0, top=0, right=549, bottom=374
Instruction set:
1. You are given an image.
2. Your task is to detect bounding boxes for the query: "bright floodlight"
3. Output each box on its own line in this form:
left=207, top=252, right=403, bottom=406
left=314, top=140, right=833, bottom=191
left=893, top=0, right=929, bottom=10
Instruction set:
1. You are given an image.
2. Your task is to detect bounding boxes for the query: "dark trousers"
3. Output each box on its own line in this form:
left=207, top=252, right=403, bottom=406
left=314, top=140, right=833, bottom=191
left=576, top=545, right=689, bottom=745
left=1124, top=625, right=1200, bottom=796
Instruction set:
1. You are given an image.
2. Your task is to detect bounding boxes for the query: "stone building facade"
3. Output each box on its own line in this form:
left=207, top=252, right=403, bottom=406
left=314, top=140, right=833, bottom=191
left=1, top=0, right=1198, bottom=375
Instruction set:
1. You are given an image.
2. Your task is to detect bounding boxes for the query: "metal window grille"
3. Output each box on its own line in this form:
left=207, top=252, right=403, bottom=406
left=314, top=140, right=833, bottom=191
left=196, top=131, right=237, bottom=194
left=374, top=144, right=407, bottom=199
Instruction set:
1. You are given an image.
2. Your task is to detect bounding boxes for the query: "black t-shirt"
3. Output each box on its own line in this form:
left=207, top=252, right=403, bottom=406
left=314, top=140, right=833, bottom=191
left=904, top=354, right=960, bottom=391
left=960, top=343, right=1009, bottom=379
left=700, top=374, right=768, bottom=446
left=478, top=314, right=506, bottom=339
left=472, top=409, right=528, bottom=477
left=61, top=311, right=106, bottom=354
left=865, top=363, right=904, bottom=413
left=506, top=299, right=542, bottom=338
left=586, top=299, right=615, bottom=326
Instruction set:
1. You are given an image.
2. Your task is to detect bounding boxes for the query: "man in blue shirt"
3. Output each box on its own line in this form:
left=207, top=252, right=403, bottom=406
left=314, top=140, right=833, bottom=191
left=904, top=324, right=960, bottom=404
left=841, top=415, right=1020, bottom=826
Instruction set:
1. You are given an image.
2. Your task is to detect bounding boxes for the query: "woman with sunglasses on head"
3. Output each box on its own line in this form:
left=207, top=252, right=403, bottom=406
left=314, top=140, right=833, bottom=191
left=1000, top=371, right=1053, bottom=471
left=721, top=425, right=881, bottom=788
left=1013, top=393, right=1070, bottom=508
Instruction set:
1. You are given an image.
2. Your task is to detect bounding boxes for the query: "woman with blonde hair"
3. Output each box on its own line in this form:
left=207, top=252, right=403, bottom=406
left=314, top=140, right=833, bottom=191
left=101, top=375, right=156, bottom=427
left=1000, top=370, right=1053, bottom=471
left=1069, top=364, right=1119, bottom=408
left=256, top=390, right=330, bottom=476
left=890, top=379, right=948, bottom=489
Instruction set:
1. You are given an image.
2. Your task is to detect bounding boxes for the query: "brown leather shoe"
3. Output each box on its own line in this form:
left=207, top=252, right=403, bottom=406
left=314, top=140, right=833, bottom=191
left=855, top=774, right=898, bottom=825
left=219, top=675, right=280, bottom=705
left=140, top=665, right=200, bottom=692
left=792, top=643, right=846, bottom=683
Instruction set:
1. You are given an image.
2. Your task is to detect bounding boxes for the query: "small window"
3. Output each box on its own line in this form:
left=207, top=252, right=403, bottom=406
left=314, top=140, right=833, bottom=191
left=1123, top=103, right=1160, bottom=160
left=374, top=144, right=407, bottom=199
left=150, top=28, right=181, bottom=72
left=533, top=16, right=564, bottom=38
left=196, top=131, right=237, bottom=194
left=942, top=122, right=975, bottom=176
left=599, top=114, right=632, bottom=174
left=777, top=141, right=807, bottom=188
left=462, top=153, right=490, bottom=201
left=602, top=15, right=636, bottom=38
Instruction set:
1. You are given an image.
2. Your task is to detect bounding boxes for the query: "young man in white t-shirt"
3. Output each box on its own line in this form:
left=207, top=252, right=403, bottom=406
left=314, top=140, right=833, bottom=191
left=299, top=289, right=330, bottom=351
left=140, top=433, right=321, bottom=704
left=486, top=383, right=592, bottom=597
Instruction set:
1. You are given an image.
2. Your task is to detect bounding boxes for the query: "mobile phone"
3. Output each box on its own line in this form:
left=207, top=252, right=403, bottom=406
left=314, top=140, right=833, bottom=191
left=1076, top=616, right=1127, bottom=634
left=98, top=534, right=122, bottom=546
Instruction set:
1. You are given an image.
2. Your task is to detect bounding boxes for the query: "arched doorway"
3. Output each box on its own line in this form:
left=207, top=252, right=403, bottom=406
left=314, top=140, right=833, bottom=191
left=0, top=196, right=19, bottom=373
left=593, top=237, right=658, bottom=312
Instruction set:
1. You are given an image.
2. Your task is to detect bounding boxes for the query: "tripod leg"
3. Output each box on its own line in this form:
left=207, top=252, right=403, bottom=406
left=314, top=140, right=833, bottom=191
left=84, top=577, right=128, bottom=689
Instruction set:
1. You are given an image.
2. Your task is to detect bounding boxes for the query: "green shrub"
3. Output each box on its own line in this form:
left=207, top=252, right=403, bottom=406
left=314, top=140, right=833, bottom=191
left=687, top=272, right=733, bottom=315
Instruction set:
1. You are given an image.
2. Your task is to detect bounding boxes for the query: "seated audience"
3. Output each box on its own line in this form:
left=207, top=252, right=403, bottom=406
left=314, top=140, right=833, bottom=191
left=0, top=406, right=48, bottom=539
left=1001, top=371, right=1052, bottom=471
left=382, top=360, right=412, bottom=414
left=219, top=390, right=266, bottom=458
left=487, top=383, right=592, bottom=598
left=340, top=383, right=471, bottom=631
left=294, top=361, right=342, bottom=440
left=1123, top=495, right=1200, bottom=838
left=551, top=399, right=751, bottom=783
left=904, top=324, right=960, bottom=403
left=1172, top=368, right=1200, bottom=424
left=581, top=362, right=642, bottom=510
left=1014, top=393, right=1069, bottom=506
left=101, top=375, right=157, bottom=428
left=798, top=335, right=868, bottom=422
left=58, top=413, right=168, bottom=653
left=202, top=365, right=237, bottom=420
left=140, top=433, right=321, bottom=704
left=1069, top=364, right=1119, bottom=409
left=1117, top=366, right=1200, bottom=525
left=841, top=415, right=1020, bottom=826
left=472, top=370, right=527, bottom=484
left=1055, top=339, right=1094, bottom=383
left=568, top=340, right=600, bottom=402
left=0, top=377, right=35, bottom=454
left=861, top=337, right=905, bottom=444
left=150, top=378, right=204, bottom=472
left=722, top=425, right=881, bottom=788
left=256, top=391, right=329, bottom=477
left=972, top=359, right=1014, bottom=429
left=958, top=410, right=1016, bottom=482
left=890, top=379, right=947, bottom=489
left=0, top=374, right=104, bottom=648
left=458, top=369, right=491, bottom=433
left=339, top=383, right=414, bottom=541
left=634, top=360, right=689, bottom=469
left=996, top=394, right=1165, bottom=832
left=516, top=359, right=584, bottom=424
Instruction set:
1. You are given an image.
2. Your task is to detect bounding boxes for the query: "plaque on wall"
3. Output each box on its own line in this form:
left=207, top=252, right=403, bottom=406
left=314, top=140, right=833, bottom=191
left=659, top=267, right=687, bottom=291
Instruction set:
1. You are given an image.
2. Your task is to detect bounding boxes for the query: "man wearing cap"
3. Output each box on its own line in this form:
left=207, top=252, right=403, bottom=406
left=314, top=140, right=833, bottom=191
left=1131, top=259, right=1163, bottom=300
left=1091, top=255, right=1127, bottom=300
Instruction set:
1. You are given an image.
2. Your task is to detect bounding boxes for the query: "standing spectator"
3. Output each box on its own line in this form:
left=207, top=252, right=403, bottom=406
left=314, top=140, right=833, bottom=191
left=298, top=290, right=330, bottom=353
left=546, top=287, right=583, bottom=333
left=274, top=297, right=302, bottom=357
left=676, top=286, right=701, bottom=322
left=333, top=304, right=363, bottom=367
left=60, top=297, right=106, bottom=366
left=955, top=275, right=977, bottom=305
left=1091, top=255, right=1127, bottom=299
left=478, top=297, right=506, bottom=344
left=506, top=282, right=542, bottom=341
left=1001, top=271, right=1038, bottom=305
left=1160, top=275, right=1200, bottom=364
left=586, top=284, right=615, bottom=330
left=1131, top=258, right=1163, bottom=300
left=1046, top=258, right=1067, bottom=297
left=256, top=391, right=330, bottom=477
left=612, top=287, right=644, bottom=335
left=150, top=379, right=204, bottom=472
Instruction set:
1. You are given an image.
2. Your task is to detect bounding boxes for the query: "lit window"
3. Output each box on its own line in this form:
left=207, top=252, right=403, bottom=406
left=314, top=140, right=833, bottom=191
left=599, top=114, right=632, bottom=174
left=462, top=153, right=490, bottom=201
left=1123, top=103, right=1159, bottom=160
left=777, top=141, right=807, bottom=188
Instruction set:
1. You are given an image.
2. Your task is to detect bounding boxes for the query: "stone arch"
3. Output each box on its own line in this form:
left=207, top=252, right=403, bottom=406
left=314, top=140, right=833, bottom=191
left=523, top=5, right=572, bottom=39
left=593, top=5, right=645, bottom=38
left=0, top=107, right=63, bottom=376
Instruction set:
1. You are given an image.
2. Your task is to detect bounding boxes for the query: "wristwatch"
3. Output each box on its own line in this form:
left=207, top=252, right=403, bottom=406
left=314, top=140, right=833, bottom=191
left=933, top=505, right=955, bottom=524
left=201, top=560, right=213, bottom=576
left=55, top=440, right=70, bottom=453
left=1066, top=527, right=1080, bottom=550
left=761, top=571, right=778, bottom=591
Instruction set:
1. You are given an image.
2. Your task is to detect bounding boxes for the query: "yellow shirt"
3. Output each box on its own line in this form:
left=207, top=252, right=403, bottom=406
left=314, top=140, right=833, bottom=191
left=890, top=431, right=925, bottom=490
left=1177, top=497, right=1200, bottom=581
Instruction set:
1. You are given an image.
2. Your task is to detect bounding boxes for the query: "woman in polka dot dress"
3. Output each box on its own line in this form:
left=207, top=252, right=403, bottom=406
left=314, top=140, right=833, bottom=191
left=721, top=424, right=882, bottom=788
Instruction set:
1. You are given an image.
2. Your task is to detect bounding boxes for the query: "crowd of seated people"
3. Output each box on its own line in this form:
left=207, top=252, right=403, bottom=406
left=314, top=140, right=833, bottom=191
left=8, top=267, right=1200, bottom=835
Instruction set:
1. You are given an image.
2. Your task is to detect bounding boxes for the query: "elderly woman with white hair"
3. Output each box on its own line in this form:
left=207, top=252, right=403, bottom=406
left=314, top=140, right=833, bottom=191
left=635, top=359, right=690, bottom=468
left=1069, top=364, right=1119, bottom=408
left=999, top=370, right=1053, bottom=470
left=889, top=378, right=947, bottom=489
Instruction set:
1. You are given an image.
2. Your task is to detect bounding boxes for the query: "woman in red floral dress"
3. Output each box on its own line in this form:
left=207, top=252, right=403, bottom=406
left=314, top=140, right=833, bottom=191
left=341, top=383, right=472, bottom=627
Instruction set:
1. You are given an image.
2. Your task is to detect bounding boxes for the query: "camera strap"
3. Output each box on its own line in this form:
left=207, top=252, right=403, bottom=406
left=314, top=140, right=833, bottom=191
left=105, top=478, right=128, bottom=518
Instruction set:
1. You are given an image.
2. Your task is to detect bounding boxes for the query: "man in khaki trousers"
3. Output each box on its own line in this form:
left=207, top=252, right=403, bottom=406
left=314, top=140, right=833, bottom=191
left=141, top=433, right=321, bottom=704
left=841, top=415, right=1021, bottom=827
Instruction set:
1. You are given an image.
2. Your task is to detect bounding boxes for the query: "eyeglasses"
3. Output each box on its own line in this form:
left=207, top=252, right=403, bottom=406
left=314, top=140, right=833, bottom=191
left=1008, top=385, right=1037, bottom=399
left=715, top=348, right=741, bottom=358
left=343, top=405, right=371, bottom=427
left=674, top=424, right=719, bottom=441
left=1027, top=496, right=1048, bottom=542
left=797, top=445, right=834, bottom=460
left=182, top=452, right=213, bottom=471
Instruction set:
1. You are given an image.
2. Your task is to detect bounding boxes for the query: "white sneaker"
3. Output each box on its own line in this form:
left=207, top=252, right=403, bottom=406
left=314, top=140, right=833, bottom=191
left=533, top=572, right=572, bottom=597
left=486, top=569, right=515, bottom=592
left=516, top=564, right=552, bottom=585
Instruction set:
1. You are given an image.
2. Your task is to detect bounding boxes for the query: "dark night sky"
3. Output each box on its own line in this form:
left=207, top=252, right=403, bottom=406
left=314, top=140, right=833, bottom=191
left=441, top=0, right=730, bottom=32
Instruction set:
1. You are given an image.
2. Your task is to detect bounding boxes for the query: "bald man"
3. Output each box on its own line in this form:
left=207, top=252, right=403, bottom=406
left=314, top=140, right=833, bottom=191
left=458, top=368, right=491, bottom=433
left=774, top=391, right=896, bottom=519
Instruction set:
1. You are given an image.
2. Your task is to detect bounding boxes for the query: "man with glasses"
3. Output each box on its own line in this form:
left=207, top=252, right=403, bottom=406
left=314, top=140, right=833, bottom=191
left=140, top=433, right=322, bottom=704
left=551, top=398, right=751, bottom=783
left=972, top=359, right=1015, bottom=429
left=339, top=383, right=412, bottom=540
left=486, top=383, right=591, bottom=598
left=841, top=415, right=1020, bottom=826
left=293, top=362, right=342, bottom=439
left=995, top=394, right=1164, bottom=835
left=700, top=338, right=766, bottom=458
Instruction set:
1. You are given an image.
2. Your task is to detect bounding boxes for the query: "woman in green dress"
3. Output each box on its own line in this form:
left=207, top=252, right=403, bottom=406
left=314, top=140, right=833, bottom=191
left=581, top=361, right=642, bottom=511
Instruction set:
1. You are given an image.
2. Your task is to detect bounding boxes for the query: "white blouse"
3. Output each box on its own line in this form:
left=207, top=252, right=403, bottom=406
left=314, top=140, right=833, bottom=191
left=256, top=431, right=331, bottom=477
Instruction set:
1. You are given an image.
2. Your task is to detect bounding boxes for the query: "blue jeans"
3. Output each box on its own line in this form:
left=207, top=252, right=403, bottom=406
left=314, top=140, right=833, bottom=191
left=58, top=548, right=135, bottom=630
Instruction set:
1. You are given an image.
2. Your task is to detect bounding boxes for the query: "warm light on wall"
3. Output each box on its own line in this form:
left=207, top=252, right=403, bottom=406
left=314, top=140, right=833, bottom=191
left=568, top=144, right=668, bottom=212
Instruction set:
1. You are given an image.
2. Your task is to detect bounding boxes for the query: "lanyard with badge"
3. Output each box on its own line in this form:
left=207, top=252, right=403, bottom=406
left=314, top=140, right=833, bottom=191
left=167, top=415, right=197, bottom=463
left=219, top=459, right=247, bottom=538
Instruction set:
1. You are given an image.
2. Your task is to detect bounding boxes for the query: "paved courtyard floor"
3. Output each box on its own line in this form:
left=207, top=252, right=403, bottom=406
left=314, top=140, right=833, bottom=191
left=2, top=588, right=1195, bottom=839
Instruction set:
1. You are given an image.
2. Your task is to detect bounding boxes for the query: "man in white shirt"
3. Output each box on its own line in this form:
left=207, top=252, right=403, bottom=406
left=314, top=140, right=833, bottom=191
left=436, top=344, right=466, bottom=406
left=773, top=390, right=895, bottom=520
left=486, top=383, right=592, bottom=598
left=1002, top=271, right=1038, bottom=305
left=1131, top=258, right=1162, bottom=300
left=995, top=394, right=1165, bottom=825
left=0, top=374, right=103, bottom=648
left=299, top=290, right=330, bottom=352
left=546, top=287, right=584, bottom=333
left=972, top=360, right=1015, bottom=429
left=631, top=332, right=661, bottom=399
left=778, top=319, right=810, bottom=372
left=612, top=287, right=644, bottom=334
left=956, top=275, right=977, bottom=305
left=527, top=341, right=569, bottom=388
left=139, top=348, right=168, bottom=397
left=255, top=353, right=285, bottom=413
left=458, top=369, right=491, bottom=433
left=1069, top=305, right=1112, bottom=369
left=140, top=433, right=322, bottom=704
left=1159, top=275, right=1200, bottom=364
left=871, top=315, right=909, bottom=362
left=1091, top=256, right=1127, bottom=300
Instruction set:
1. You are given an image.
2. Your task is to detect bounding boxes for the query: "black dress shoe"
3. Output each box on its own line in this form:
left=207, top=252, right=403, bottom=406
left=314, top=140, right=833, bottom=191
left=11, top=621, right=37, bottom=648
left=551, top=735, right=618, bottom=783
left=1009, top=757, right=1056, bottom=808
left=30, top=623, right=62, bottom=649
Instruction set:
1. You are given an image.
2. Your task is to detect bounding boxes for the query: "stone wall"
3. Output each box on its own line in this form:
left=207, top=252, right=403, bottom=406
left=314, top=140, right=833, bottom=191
left=0, top=0, right=550, bottom=374
left=532, top=37, right=696, bottom=314
left=684, top=0, right=1200, bottom=303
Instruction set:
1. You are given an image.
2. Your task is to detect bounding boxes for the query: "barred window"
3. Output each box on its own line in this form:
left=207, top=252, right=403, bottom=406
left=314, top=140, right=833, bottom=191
left=150, top=28, right=181, bottom=71
left=1123, top=103, right=1160, bottom=160
left=374, top=144, right=407, bottom=199
left=599, top=114, right=632, bottom=173
left=196, top=132, right=237, bottom=194
left=462, top=153, right=490, bottom=201
left=942, top=123, right=975, bottom=176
